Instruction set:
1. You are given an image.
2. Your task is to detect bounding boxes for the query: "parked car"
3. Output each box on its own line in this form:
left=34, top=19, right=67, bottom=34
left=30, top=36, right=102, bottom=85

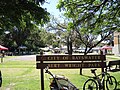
left=74, top=48, right=93, bottom=53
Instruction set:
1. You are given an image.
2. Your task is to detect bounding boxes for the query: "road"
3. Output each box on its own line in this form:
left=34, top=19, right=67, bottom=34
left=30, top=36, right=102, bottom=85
left=5, top=55, right=36, bottom=61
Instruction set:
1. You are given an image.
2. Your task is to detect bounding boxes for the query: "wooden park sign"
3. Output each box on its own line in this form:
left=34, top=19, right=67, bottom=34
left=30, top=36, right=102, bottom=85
left=36, top=55, right=106, bottom=90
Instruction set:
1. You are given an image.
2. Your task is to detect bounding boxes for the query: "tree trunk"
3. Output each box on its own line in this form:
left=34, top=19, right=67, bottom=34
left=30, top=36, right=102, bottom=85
left=67, top=36, right=70, bottom=54
left=67, top=36, right=73, bottom=55
left=80, top=51, right=87, bottom=75
left=69, top=40, right=73, bottom=55
left=80, top=58, right=84, bottom=75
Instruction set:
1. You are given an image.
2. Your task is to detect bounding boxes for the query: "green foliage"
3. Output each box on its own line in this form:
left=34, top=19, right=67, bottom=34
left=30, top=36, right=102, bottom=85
left=0, top=0, right=50, bottom=35
left=57, top=0, right=120, bottom=32
left=0, top=0, right=51, bottom=52
left=67, top=22, right=74, bottom=31
left=57, top=0, right=120, bottom=54
left=0, top=26, right=54, bottom=52
left=25, top=28, right=55, bottom=51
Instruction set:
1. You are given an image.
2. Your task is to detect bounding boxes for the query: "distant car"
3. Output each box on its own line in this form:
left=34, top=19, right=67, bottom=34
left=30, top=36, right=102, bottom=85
left=74, top=48, right=93, bottom=53
left=74, top=49, right=85, bottom=53
left=79, top=49, right=85, bottom=53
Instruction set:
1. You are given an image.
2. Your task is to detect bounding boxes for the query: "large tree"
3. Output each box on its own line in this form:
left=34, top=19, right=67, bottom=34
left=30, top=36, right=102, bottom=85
left=46, top=16, right=79, bottom=54
left=0, top=0, right=50, bottom=34
left=26, top=28, right=55, bottom=51
left=57, top=0, right=120, bottom=74
left=57, top=0, right=120, bottom=55
left=0, top=0, right=50, bottom=50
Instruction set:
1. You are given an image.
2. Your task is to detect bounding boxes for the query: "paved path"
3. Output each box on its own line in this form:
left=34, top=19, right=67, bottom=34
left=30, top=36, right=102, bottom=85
left=5, top=55, right=36, bottom=61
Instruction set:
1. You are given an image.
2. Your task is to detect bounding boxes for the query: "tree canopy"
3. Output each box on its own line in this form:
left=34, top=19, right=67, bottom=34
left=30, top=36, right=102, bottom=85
left=0, top=0, right=51, bottom=53
left=57, top=0, right=120, bottom=75
left=57, top=0, right=120, bottom=54
left=0, top=0, right=50, bottom=34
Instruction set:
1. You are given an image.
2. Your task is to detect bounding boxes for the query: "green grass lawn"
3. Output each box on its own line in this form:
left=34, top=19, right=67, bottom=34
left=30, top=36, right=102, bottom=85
left=0, top=55, right=120, bottom=90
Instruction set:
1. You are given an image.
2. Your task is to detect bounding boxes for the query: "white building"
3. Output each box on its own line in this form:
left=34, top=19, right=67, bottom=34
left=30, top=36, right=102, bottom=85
left=113, top=32, right=120, bottom=56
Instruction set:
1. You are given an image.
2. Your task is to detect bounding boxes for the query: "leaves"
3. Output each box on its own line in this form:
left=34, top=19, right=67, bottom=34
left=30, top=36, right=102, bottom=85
left=57, top=0, right=120, bottom=54
left=0, top=0, right=50, bottom=29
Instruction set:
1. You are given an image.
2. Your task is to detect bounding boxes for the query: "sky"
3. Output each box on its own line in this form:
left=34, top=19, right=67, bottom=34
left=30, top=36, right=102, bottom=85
left=42, top=0, right=62, bottom=17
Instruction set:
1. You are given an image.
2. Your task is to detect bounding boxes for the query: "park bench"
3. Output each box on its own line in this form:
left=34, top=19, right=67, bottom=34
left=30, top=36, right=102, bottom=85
left=107, top=60, right=120, bottom=72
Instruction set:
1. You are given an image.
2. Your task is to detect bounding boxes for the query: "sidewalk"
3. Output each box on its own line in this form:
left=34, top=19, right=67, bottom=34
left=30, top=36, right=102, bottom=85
left=4, top=55, right=36, bottom=62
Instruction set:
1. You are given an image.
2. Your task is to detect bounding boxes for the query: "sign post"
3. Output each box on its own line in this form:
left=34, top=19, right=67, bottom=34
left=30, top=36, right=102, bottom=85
left=36, top=55, right=106, bottom=90
left=40, top=60, right=44, bottom=90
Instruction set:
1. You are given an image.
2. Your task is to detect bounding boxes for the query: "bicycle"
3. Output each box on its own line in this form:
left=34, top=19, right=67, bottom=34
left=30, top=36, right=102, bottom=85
left=45, top=66, right=79, bottom=90
left=83, top=69, right=117, bottom=90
